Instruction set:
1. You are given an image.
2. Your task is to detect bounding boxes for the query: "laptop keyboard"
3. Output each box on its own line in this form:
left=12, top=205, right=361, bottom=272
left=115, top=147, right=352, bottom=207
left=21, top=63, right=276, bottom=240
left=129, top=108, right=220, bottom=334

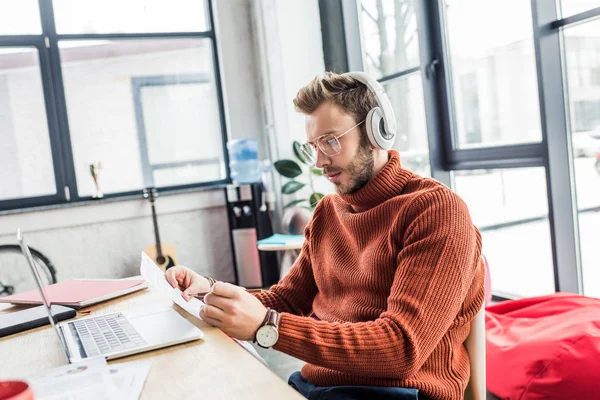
left=72, top=313, right=147, bottom=357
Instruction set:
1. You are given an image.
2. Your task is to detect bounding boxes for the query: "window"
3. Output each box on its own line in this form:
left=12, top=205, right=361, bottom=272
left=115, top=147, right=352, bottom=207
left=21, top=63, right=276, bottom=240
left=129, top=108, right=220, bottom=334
left=52, top=0, right=208, bottom=34
left=559, top=0, right=600, bottom=18
left=382, top=73, right=430, bottom=177
left=0, top=48, right=56, bottom=201
left=357, top=0, right=420, bottom=79
left=454, top=168, right=555, bottom=298
left=592, top=67, right=600, bottom=87
left=0, top=1, right=41, bottom=35
left=573, top=101, right=600, bottom=133
left=563, top=18, right=600, bottom=297
left=458, top=73, right=482, bottom=145
left=324, top=0, right=600, bottom=297
left=356, top=0, right=431, bottom=177
left=59, top=39, right=225, bottom=196
left=0, top=1, right=227, bottom=211
left=445, top=0, right=542, bottom=148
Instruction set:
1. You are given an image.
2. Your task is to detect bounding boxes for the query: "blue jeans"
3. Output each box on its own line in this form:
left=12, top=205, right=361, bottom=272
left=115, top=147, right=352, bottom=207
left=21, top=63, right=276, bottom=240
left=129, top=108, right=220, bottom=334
left=288, top=371, right=427, bottom=400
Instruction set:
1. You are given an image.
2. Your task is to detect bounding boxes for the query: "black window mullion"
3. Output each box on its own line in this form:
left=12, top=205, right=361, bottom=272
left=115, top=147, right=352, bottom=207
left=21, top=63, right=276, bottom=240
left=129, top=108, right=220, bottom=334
left=415, top=0, right=451, bottom=186
left=0, top=36, right=42, bottom=46
left=449, top=142, right=545, bottom=170
left=38, top=39, right=69, bottom=203
left=422, top=0, right=457, bottom=171
left=551, top=6, right=600, bottom=29
left=531, top=0, right=582, bottom=294
left=378, top=66, right=422, bottom=84
left=38, top=0, right=79, bottom=202
left=55, top=31, right=214, bottom=41
left=207, top=0, right=232, bottom=185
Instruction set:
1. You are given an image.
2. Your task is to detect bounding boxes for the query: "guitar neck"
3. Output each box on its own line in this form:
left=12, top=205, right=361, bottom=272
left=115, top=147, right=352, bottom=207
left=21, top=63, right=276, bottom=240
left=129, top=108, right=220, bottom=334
left=149, top=201, right=164, bottom=258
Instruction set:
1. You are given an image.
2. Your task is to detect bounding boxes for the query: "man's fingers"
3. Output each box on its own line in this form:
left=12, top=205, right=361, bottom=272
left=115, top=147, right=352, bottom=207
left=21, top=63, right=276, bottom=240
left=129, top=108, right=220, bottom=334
left=201, top=314, right=221, bottom=327
left=165, top=267, right=181, bottom=288
left=203, top=292, right=230, bottom=311
left=200, top=304, right=225, bottom=324
left=210, top=281, right=242, bottom=299
left=181, top=288, right=194, bottom=302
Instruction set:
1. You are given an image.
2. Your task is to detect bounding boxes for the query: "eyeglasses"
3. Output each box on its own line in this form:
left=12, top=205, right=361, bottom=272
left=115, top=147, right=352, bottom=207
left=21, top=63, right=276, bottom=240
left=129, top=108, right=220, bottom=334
left=299, top=120, right=365, bottom=166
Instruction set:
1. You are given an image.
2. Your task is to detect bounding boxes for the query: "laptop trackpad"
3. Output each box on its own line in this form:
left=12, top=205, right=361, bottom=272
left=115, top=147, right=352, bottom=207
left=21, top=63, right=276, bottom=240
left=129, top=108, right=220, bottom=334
left=126, top=308, right=203, bottom=345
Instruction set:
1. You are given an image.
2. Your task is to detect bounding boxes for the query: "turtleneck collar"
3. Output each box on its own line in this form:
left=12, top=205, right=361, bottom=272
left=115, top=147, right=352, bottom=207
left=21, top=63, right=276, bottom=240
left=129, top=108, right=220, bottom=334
left=338, top=150, right=412, bottom=212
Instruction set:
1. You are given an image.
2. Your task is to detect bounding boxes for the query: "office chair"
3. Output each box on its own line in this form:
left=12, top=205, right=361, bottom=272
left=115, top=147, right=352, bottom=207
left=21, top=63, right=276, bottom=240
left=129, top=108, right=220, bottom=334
left=464, top=288, right=487, bottom=400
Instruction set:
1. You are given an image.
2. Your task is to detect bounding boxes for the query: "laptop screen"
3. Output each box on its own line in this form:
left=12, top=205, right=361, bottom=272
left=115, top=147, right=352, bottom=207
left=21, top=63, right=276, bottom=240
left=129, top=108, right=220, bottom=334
left=17, top=229, right=70, bottom=359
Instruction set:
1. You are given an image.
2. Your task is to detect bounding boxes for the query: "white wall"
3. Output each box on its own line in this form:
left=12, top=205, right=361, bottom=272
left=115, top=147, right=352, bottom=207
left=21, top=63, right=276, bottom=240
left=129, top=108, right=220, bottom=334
left=250, top=0, right=327, bottom=220
left=0, top=0, right=264, bottom=285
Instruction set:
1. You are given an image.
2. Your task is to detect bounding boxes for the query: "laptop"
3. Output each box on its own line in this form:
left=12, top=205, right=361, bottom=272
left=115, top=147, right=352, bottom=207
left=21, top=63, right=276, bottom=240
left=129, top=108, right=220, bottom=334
left=17, top=229, right=203, bottom=363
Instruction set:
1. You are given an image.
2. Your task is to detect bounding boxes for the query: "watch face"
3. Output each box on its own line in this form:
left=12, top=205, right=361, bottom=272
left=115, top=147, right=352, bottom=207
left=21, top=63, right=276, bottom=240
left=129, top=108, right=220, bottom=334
left=256, top=325, right=279, bottom=348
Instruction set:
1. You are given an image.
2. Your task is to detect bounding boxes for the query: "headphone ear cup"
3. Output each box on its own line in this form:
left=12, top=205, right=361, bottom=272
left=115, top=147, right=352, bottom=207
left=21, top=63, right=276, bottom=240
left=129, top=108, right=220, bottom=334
left=364, top=108, right=380, bottom=149
left=366, top=107, right=394, bottom=150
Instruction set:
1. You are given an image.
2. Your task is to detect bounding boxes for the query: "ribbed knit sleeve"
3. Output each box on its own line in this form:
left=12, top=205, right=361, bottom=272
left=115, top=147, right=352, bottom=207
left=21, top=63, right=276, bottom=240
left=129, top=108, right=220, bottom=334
left=272, top=190, right=483, bottom=382
left=253, top=206, right=320, bottom=315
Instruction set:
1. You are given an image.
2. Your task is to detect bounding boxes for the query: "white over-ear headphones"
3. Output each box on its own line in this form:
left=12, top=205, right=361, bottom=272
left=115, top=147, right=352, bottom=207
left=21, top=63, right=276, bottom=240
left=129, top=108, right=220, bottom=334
left=343, top=71, right=397, bottom=150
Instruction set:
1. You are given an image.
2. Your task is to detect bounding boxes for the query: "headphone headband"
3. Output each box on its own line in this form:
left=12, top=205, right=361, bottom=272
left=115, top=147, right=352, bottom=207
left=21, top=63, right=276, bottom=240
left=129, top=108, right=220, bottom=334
left=343, top=71, right=397, bottom=139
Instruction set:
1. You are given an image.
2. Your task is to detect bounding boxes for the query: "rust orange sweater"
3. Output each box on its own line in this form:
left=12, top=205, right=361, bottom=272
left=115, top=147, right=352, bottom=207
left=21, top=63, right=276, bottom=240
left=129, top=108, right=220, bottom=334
left=255, top=150, right=484, bottom=400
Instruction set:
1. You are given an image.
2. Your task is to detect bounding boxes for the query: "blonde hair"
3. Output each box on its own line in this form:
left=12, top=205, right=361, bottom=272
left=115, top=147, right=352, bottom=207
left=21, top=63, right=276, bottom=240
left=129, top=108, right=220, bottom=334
left=293, top=72, right=377, bottom=126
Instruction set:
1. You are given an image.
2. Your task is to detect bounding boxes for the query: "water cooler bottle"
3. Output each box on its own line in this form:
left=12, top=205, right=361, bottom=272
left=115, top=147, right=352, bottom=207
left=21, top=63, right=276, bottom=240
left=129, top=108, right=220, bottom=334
left=225, top=183, right=279, bottom=288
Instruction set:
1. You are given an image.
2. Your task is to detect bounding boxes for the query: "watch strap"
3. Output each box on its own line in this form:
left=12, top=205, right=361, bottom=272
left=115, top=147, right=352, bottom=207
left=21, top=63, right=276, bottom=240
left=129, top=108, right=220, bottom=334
left=266, top=309, right=280, bottom=329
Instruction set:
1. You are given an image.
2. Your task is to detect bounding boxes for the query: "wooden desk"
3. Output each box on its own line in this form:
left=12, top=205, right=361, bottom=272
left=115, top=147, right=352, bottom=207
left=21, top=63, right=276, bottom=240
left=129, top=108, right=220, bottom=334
left=0, top=289, right=304, bottom=400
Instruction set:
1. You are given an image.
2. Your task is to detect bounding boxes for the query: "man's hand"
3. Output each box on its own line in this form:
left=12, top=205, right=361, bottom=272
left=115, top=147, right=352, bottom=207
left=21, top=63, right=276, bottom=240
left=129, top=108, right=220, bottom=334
left=200, top=281, right=268, bottom=341
left=165, top=266, right=211, bottom=301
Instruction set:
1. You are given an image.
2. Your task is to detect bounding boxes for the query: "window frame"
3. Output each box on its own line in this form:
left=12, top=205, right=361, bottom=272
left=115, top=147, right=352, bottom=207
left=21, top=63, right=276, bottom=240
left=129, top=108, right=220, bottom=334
left=326, top=0, right=600, bottom=297
left=0, top=0, right=230, bottom=212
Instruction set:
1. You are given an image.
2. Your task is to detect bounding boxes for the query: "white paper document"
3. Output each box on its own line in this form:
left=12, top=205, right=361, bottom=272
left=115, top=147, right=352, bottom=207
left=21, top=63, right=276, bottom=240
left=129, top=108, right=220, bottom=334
left=28, top=358, right=152, bottom=400
left=107, top=360, right=152, bottom=400
left=233, top=338, right=268, bottom=366
left=27, top=357, right=117, bottom=400
left=140, top=252, right=203, bottom=319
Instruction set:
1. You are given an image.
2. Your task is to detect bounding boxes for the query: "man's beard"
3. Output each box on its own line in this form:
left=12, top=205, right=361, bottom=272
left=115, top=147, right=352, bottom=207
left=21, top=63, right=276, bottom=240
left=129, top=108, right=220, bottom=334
left=327, top=136, right=374, bottom=195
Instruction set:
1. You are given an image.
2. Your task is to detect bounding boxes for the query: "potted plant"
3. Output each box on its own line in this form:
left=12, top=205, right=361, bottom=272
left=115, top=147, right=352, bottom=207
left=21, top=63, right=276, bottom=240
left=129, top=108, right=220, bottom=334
left=274, top=141, right=325, bottom=211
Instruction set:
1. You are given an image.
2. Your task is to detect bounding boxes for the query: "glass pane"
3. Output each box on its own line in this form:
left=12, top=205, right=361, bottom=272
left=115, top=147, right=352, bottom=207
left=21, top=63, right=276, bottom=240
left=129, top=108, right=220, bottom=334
left=53, top=0, right=208, bottom=34
left=0, top=47, right=56, bottom=201
left=0, top=0, right=42, bottom=35
left=358, top=0, right=420, bottom=79
left=382, top=73, right=430, bottom=177
left=453, top=168, right=555, bottom=297
left=153, top=164, right=224, bottom=187
left=59, top=39, right=225, bottom=196
left=563, top=19, right=600, bottom=297
left=445, top=0, right=542, bottom=148
left=560, top=0, right=600, bottom=18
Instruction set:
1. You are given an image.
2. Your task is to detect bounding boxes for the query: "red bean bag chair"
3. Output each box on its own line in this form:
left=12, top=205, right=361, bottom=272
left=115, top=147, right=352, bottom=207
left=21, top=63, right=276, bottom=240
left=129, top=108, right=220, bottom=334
left=486, top=293, right=600, bottom=399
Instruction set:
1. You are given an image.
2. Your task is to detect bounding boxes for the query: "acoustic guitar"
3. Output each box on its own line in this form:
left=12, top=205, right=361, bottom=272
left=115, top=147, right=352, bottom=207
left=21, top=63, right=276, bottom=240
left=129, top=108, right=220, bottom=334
left=143, top=188, right=178, bottom=271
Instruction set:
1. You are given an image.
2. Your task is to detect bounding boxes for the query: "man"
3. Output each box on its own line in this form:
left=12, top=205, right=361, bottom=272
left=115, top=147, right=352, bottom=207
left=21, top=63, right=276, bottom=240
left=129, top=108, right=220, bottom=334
left=167, top=72, right=484, bottom=400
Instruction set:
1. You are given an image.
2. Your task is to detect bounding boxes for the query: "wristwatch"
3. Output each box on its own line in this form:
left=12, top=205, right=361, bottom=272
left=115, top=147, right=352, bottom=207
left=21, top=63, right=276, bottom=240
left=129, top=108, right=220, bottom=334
left=254, top=308, right=280, bottom=349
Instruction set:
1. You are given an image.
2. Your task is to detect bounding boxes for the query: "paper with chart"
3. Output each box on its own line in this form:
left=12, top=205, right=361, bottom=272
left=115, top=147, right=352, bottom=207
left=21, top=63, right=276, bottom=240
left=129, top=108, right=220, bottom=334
left=27, top=357, right=117, bottom=400
left=28, top=358, right=152, bottom=400
left=140, top=252, right=203, bottom=319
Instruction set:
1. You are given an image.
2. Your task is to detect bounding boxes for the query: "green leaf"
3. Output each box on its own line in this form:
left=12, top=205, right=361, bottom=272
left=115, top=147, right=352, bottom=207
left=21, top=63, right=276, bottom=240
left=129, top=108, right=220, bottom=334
left=274, top=159, right=303, bottom=178
left=293, top=141, right=309, bottom=165
left=311, top=167, right=323, bottom=176
left=309, top=192, right=324, bottom=207
left=282, top=180, right=306, bottom=194
left=283, top=199, right=308, bottom=209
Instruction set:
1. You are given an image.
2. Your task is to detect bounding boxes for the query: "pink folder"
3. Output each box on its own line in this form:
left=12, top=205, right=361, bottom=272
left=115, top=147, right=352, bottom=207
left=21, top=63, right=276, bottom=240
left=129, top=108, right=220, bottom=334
left=0, top=279, right=148, bottom=308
